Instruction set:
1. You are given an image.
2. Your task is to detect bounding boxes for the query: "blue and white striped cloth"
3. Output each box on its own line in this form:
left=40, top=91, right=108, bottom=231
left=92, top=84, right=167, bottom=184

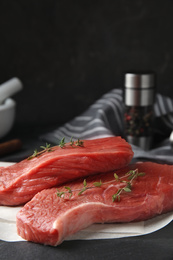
left=41, top=89, right=173, bottom=163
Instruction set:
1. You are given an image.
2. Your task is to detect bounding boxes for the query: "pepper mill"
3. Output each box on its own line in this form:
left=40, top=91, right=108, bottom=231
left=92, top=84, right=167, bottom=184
left=123, top=72, right=155, bottom=150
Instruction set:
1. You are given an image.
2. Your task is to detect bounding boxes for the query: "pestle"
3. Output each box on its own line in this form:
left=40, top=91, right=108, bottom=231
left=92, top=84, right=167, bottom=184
left=0, top=78, right=23, bottom=105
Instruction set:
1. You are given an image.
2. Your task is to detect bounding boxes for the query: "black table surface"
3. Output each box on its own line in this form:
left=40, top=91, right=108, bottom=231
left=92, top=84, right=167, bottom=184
left=0, top=125, right=173, bottom=260
left=0, top=222, right=173, bottom=260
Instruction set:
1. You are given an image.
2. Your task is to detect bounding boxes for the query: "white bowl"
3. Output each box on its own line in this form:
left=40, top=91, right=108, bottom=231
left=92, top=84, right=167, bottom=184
left=0, top=98, right=16, bottom=138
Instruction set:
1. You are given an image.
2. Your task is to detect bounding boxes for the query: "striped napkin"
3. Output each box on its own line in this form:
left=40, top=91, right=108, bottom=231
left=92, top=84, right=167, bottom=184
left=41, top=89, right=173, bottom=163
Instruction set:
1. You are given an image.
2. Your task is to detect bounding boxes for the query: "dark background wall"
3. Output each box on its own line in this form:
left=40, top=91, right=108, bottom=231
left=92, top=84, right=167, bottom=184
left=0, top=0, right=173, bottom=128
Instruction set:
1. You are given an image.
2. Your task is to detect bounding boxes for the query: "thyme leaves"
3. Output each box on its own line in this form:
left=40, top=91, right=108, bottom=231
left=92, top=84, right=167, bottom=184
left=112, top=169, right=145, bottom=202
left=58, top=137, right=84, bottom=149
left=75, top=139, right=84, bottom=147
left=27, top=149, right=39, bottom=160
left=57, top=169, right=145, bottom=202
left=59, top=137, right=66, bottom=148
left=27, top=137, right=84, bottom=160
left=59, top=137, right=84, bottom=149
left=93, top=180, right=103, bottom=187
left=70, top=137, right=84, bottom=148
left=27, top=143, right=54, bottom=160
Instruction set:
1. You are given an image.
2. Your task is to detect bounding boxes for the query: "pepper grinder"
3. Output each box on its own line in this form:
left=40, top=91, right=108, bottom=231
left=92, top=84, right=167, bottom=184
left=123, top=72, right=155, bottom=150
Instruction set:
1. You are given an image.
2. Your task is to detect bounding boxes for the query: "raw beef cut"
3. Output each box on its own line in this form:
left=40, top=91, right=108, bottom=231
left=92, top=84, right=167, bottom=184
left=16, top=162, right=173, bottom=246
left=0, top=137, right=133, bottom=206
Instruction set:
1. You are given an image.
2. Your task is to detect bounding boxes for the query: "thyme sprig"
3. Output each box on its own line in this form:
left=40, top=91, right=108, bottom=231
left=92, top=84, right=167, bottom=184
left=112, top=169, right=145, bottom=202
left=69, top=137, right=84, bottom=147
left=59, top=137, right=66, bottom=148
left=27, top=143, right=54, bottom=160
left=57, top=169, right=145, bottom=202
left=59, top=137, right=84, bottom=148
left=27, top=137, right=84, bottom=160
left=75, top=139, right=84, bottom=147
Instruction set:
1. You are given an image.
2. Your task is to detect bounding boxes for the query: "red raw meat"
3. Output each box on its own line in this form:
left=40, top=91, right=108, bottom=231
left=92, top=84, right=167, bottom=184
left=16, top=162, right=173, bottom=246
left=0, top=137, right=133, bottom=206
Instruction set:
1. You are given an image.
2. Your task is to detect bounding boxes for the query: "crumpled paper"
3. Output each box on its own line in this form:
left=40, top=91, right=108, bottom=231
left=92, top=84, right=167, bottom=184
left=0, top=162, right=173, bottom=243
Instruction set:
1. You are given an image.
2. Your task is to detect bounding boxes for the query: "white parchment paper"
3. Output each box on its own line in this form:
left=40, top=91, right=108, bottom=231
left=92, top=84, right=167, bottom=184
left=0, top=162, right=173, bottom=243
